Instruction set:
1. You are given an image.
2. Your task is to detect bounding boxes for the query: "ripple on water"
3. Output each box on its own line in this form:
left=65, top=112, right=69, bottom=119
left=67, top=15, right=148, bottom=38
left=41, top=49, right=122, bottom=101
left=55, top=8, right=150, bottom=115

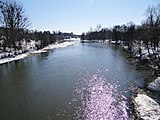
left=72, top=75, right=131, bottom=120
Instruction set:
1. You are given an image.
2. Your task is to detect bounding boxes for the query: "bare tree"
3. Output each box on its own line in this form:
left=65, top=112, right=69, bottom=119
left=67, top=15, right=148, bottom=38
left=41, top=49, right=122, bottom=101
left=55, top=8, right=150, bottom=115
left=0, top=0, right=30, bottom=49
left=144, top=4, right=160, bottom=71
left=96, top=24, right=101, bottom=32
left=145, top=5, right=160, bottom=50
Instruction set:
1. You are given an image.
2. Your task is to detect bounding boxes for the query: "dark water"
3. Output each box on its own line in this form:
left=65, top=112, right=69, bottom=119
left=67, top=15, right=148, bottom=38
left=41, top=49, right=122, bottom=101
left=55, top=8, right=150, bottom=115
left=0, top=42, right=145, bottom=120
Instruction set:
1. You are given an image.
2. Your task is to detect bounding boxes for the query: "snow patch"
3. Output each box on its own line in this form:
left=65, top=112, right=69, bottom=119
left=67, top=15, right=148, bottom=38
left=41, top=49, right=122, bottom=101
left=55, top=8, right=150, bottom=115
left=148, top=77, right=160, bottom=92
left=134, top=94, right=160, bottom=120
left=43, top=41, right=75, bottom=50
left=30, top=49, right=47, bottom=54
left=0, top=41, right=75, bottom=64
left=0, top=53, right=29, bottom=64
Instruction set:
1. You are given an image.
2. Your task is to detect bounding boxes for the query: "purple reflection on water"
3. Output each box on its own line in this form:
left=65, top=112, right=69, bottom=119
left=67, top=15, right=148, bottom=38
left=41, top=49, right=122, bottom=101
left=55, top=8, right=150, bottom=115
left=72, top=75, right=130, bottom=120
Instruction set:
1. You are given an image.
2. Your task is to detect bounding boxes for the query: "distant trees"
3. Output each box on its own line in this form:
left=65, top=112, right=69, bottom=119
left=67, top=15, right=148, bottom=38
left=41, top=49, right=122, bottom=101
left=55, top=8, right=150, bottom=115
left=41, top=31, right=56, bottom=47
left=81, top=32, right=85, bottom=40
left=0, top=0, right=30, bottom=49
left=24, top=30, right=56, bottom=49
left=80, top=25, right=112, bottom=42
left=112, top=25, right=120, bottom=42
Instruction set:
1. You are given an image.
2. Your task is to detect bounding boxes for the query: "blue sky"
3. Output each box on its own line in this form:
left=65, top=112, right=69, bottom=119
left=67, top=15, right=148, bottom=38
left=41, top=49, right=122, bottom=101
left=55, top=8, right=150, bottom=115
left=20, top=0, right=159, bottom=34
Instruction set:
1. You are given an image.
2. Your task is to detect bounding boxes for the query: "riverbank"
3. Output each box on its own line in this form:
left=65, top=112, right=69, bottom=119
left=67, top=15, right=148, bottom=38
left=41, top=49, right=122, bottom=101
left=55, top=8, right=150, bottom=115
left=133, top=93, right=160, bottom=120
left=129, top=85, right=160, bottom=120
left=0, top=41, right=75, bottom=65
left=112, top=41, right=160, bottom=119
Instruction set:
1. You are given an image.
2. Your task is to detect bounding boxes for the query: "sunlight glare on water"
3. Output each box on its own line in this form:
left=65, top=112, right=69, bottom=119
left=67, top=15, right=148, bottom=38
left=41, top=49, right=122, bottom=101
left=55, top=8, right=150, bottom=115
left=72, top=75, right=130, bottom=120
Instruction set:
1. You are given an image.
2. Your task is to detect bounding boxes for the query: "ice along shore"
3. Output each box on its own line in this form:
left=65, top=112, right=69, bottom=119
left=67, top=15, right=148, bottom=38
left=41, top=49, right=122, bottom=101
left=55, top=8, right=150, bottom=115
left=0, top=41, right=75, bottom=65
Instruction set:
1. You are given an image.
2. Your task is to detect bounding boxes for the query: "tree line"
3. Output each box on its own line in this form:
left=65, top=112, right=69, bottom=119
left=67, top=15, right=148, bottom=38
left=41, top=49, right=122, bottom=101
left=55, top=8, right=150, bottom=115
left=81, top=4, right=160, bottom=52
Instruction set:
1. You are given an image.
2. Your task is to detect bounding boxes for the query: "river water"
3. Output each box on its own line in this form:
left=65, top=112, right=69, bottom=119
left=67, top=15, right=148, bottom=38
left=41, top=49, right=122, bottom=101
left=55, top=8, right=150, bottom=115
left=0, top=42, right=146, bottom=120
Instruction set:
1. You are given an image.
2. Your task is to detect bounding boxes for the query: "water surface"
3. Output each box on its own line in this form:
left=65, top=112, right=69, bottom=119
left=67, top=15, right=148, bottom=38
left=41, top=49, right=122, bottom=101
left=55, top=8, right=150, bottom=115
left=0, top=42, right=145, bottom=120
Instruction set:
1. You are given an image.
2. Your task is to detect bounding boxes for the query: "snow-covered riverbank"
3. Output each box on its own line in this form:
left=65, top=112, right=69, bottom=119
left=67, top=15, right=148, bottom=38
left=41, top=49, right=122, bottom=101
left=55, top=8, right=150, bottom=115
left=133, top=93, right=160, bottom=120
left=117, top=41, right=160, bottom=119
left=108, top=40, right=160, bottom=119
left=0, top=41, right=75, bottom=65
left=0, top=53, right=29, bottom=64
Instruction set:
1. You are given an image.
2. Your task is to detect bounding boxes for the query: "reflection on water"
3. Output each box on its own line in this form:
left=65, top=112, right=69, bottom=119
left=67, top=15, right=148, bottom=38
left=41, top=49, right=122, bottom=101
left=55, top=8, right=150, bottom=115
left=72, top=75, right=130, bottom=120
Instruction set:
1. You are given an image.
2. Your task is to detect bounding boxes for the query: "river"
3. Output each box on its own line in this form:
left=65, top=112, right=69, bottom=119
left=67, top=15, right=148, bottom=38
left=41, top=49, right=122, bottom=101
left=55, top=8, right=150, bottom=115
left=0, top=41, right=146, bottom=120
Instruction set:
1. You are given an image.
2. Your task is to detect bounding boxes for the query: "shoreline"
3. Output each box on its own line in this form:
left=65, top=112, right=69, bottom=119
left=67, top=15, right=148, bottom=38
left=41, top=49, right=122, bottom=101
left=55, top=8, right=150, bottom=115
left=114, top=42, right=160, bottom=119
left=0, top=41, right=75, bottom=65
